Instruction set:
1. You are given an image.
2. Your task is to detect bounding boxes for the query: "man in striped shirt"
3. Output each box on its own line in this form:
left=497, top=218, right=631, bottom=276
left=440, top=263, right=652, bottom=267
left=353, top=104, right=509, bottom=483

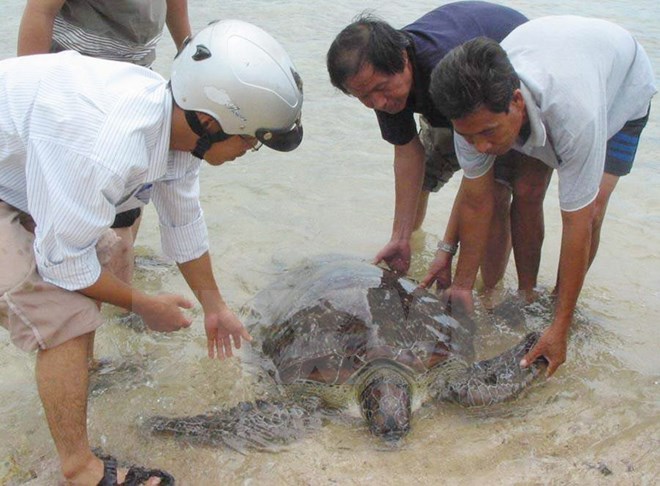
left=0, top=20, right=303, bottom=485
left=17, top=0, right=192, bottom=315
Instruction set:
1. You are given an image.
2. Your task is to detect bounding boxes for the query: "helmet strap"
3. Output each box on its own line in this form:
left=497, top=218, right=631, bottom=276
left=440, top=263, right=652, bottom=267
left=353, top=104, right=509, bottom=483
left=185, top=110, right=232, bottom=159
left=185, top=110, right=207, bottom=137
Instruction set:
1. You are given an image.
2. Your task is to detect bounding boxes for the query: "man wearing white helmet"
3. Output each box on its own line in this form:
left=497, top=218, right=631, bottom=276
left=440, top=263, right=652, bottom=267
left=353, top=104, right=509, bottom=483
left=0, top=19, right=302, bottom=485
left=16, top=0, right=194, bottom=375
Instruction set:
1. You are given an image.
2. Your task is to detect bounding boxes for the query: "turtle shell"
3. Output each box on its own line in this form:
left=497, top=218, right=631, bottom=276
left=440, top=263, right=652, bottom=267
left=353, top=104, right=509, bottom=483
left=247, top=257, right=475, bottom=385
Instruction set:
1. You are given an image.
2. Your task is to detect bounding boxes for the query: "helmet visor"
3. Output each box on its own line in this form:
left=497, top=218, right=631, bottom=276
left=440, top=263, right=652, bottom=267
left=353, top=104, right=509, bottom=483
left=256, top=119, right=303, bottom=152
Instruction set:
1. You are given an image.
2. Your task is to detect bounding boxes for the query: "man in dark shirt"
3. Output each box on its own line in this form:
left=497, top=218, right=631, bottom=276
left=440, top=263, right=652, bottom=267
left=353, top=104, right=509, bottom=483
left=327, top=1, right=551, bottom=303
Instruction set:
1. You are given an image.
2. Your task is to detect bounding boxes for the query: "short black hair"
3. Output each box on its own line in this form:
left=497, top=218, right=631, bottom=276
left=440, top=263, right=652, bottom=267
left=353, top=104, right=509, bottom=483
left=327, top=12, right=411, bottom=93
left=429, top=37, right=520, bottom=120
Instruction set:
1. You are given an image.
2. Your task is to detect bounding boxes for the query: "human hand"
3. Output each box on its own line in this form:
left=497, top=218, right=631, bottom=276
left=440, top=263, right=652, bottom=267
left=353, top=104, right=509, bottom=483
left=204, top=306, right=252, bottom=360
left=419, top=251, right=453, bottom=290
left=440, top=286, right=474, bottom=316
left=373, top=239, right=411, bottom=274
left=520, top=325, right=567, bottom=377
left=134, top=293, right=194, bottom=332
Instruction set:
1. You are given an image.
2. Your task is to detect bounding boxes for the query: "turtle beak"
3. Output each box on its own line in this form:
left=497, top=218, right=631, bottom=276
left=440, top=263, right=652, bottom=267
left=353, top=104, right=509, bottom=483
left=380, top=419, right=410, bottom=442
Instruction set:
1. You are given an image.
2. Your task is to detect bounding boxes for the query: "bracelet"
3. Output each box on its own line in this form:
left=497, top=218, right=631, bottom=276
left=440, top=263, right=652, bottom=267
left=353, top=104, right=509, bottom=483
left=436, top=240, right=458, bottom=256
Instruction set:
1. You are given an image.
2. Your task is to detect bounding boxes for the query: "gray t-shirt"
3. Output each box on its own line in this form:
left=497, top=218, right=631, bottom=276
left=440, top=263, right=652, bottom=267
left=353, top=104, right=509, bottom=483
left=457, top=15, right=656, bottom=211
left=51, top=0, right=167, bottom=67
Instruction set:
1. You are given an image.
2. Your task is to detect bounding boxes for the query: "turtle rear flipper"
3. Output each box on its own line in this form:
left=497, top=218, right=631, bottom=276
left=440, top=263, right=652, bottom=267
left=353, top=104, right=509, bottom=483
left=441, top=332, right=546, bottom=407
left=146, top=399, right=322, bottom=452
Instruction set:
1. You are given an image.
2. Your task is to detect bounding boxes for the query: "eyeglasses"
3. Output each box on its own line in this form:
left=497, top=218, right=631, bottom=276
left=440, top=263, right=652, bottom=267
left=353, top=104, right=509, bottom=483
left=240, top=135, right=263, bottom=152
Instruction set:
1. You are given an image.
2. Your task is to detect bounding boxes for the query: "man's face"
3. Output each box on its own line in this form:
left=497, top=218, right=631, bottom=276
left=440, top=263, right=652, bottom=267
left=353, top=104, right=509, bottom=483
left=343, top=57, right=413, bottom=114
left=452, top=89, right=527, bottom=156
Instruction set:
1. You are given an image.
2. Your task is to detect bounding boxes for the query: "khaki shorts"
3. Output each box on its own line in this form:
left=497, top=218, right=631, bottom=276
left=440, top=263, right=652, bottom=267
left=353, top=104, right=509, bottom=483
left=0, top=202, right=114, bottom=352
left=419, top=116, right=514, bottom=191
left=419, top=117, right=460, bottom=192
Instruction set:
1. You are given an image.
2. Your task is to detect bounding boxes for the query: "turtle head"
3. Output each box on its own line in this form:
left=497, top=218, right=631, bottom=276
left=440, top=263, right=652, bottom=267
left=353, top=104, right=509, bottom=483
left=358, top=366, right=412, bottom=441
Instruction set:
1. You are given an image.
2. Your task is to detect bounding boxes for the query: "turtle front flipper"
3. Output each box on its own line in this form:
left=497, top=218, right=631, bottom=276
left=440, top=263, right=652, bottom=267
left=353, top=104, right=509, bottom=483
left=437, top=332, right=546, bottom=407
left=146, top=398, right=322, bottom=452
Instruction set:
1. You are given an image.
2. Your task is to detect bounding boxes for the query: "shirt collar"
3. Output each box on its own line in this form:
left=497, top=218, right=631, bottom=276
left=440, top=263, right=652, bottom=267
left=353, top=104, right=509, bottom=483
left=517, top=82, right=547, bottom=150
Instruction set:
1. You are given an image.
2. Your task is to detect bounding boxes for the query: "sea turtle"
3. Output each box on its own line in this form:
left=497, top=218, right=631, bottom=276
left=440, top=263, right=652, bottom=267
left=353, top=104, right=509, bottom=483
left=148, top=257, right=545, bottom=449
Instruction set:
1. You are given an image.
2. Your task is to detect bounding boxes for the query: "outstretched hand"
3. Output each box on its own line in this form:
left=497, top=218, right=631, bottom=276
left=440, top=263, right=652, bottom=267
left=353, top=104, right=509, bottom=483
left=136, top=293, right=194, bottom=332
left=373, top=239, right=411, bottom=274
left=204, top=306, right=252, bottom=360
left=520, top=326, right=567, bottom=377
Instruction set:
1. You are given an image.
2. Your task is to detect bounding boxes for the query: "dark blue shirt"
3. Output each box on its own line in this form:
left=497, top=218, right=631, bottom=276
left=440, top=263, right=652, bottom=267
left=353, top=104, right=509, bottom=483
left=376, top=1, right=528, bottom=145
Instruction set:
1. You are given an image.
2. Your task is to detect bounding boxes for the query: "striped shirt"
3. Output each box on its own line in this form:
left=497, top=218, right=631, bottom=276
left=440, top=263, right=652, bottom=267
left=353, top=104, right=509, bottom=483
left=0, top=51, right=208, bottom=291
left=51, top=0, right=167, bottom=67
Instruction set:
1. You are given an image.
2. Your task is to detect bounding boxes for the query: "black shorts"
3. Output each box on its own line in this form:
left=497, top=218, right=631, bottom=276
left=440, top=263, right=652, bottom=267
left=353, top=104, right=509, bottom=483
left=111, top=207, right=141, bottom=229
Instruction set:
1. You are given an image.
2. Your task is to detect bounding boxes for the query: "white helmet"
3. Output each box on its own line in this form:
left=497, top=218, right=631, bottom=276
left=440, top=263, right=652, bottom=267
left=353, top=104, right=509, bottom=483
left=171, top=19, right=303, bottom=152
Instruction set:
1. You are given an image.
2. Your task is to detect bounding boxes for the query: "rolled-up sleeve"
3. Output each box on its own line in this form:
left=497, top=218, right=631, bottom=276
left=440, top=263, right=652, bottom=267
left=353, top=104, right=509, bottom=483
left=454, top=134, right=495, bottom=178
left=151, top=154, right=209, bottom=263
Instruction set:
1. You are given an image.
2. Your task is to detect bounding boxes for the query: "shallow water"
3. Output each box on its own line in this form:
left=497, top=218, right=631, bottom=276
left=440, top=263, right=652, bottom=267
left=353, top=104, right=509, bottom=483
left=0, top=0, right=658, bottom=484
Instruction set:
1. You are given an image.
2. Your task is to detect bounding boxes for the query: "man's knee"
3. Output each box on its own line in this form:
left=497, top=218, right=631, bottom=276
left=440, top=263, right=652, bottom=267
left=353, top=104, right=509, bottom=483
left=512, top=169, right=551, bottom=206
left=493, top=182, right=512, bottom=211
left=507, top=154, right=552, bottom=205
left=513, top=180, right=546, bottom=205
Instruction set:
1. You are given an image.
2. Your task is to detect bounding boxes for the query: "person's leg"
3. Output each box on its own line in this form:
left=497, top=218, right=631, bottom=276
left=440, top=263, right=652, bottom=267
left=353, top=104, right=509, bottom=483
left=589, top=173, right=618, bottom=268
left=88, top=220, right=137, bottom=365
left=108, top=208, right=142, bottom=286
left=107, top=226, right=136, bottom=285
left=2, top=204, right=167, bottom=484
left=36, top=333, right=104, bottom=483
left=478, top=152, right=517, bottom=304
left=510, top=156, right=553, bottom=301
left=1, top=209, right=100, bottom=482
left=413, top=190, right=430, bottom=231
left=88, top=208, right=142, bottom=363
left=480, top=182, right=512, bottom=290
left=36, top=333, right=165, bottom=484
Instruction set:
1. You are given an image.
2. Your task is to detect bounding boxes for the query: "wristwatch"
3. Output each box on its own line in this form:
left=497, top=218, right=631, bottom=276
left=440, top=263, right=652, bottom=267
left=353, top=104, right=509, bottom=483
left=436, top=240, right=458, bottom=256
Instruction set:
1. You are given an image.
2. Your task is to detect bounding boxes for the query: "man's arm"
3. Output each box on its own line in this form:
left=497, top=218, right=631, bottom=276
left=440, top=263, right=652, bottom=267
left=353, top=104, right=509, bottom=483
left=373, top=135, right=425, bottom=273
left=419, top=178, right=464, bottom=290
left=165, top=0, right=192, bottom=50
left=79, top=269, right=194, bottom=332
left=522, top=203, right=593, bottom=376
left=177, top=252, right=252, bottom=360
left=17, top=0, right=65, bottom=55
left=422, top=169, right=496, bottom=311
